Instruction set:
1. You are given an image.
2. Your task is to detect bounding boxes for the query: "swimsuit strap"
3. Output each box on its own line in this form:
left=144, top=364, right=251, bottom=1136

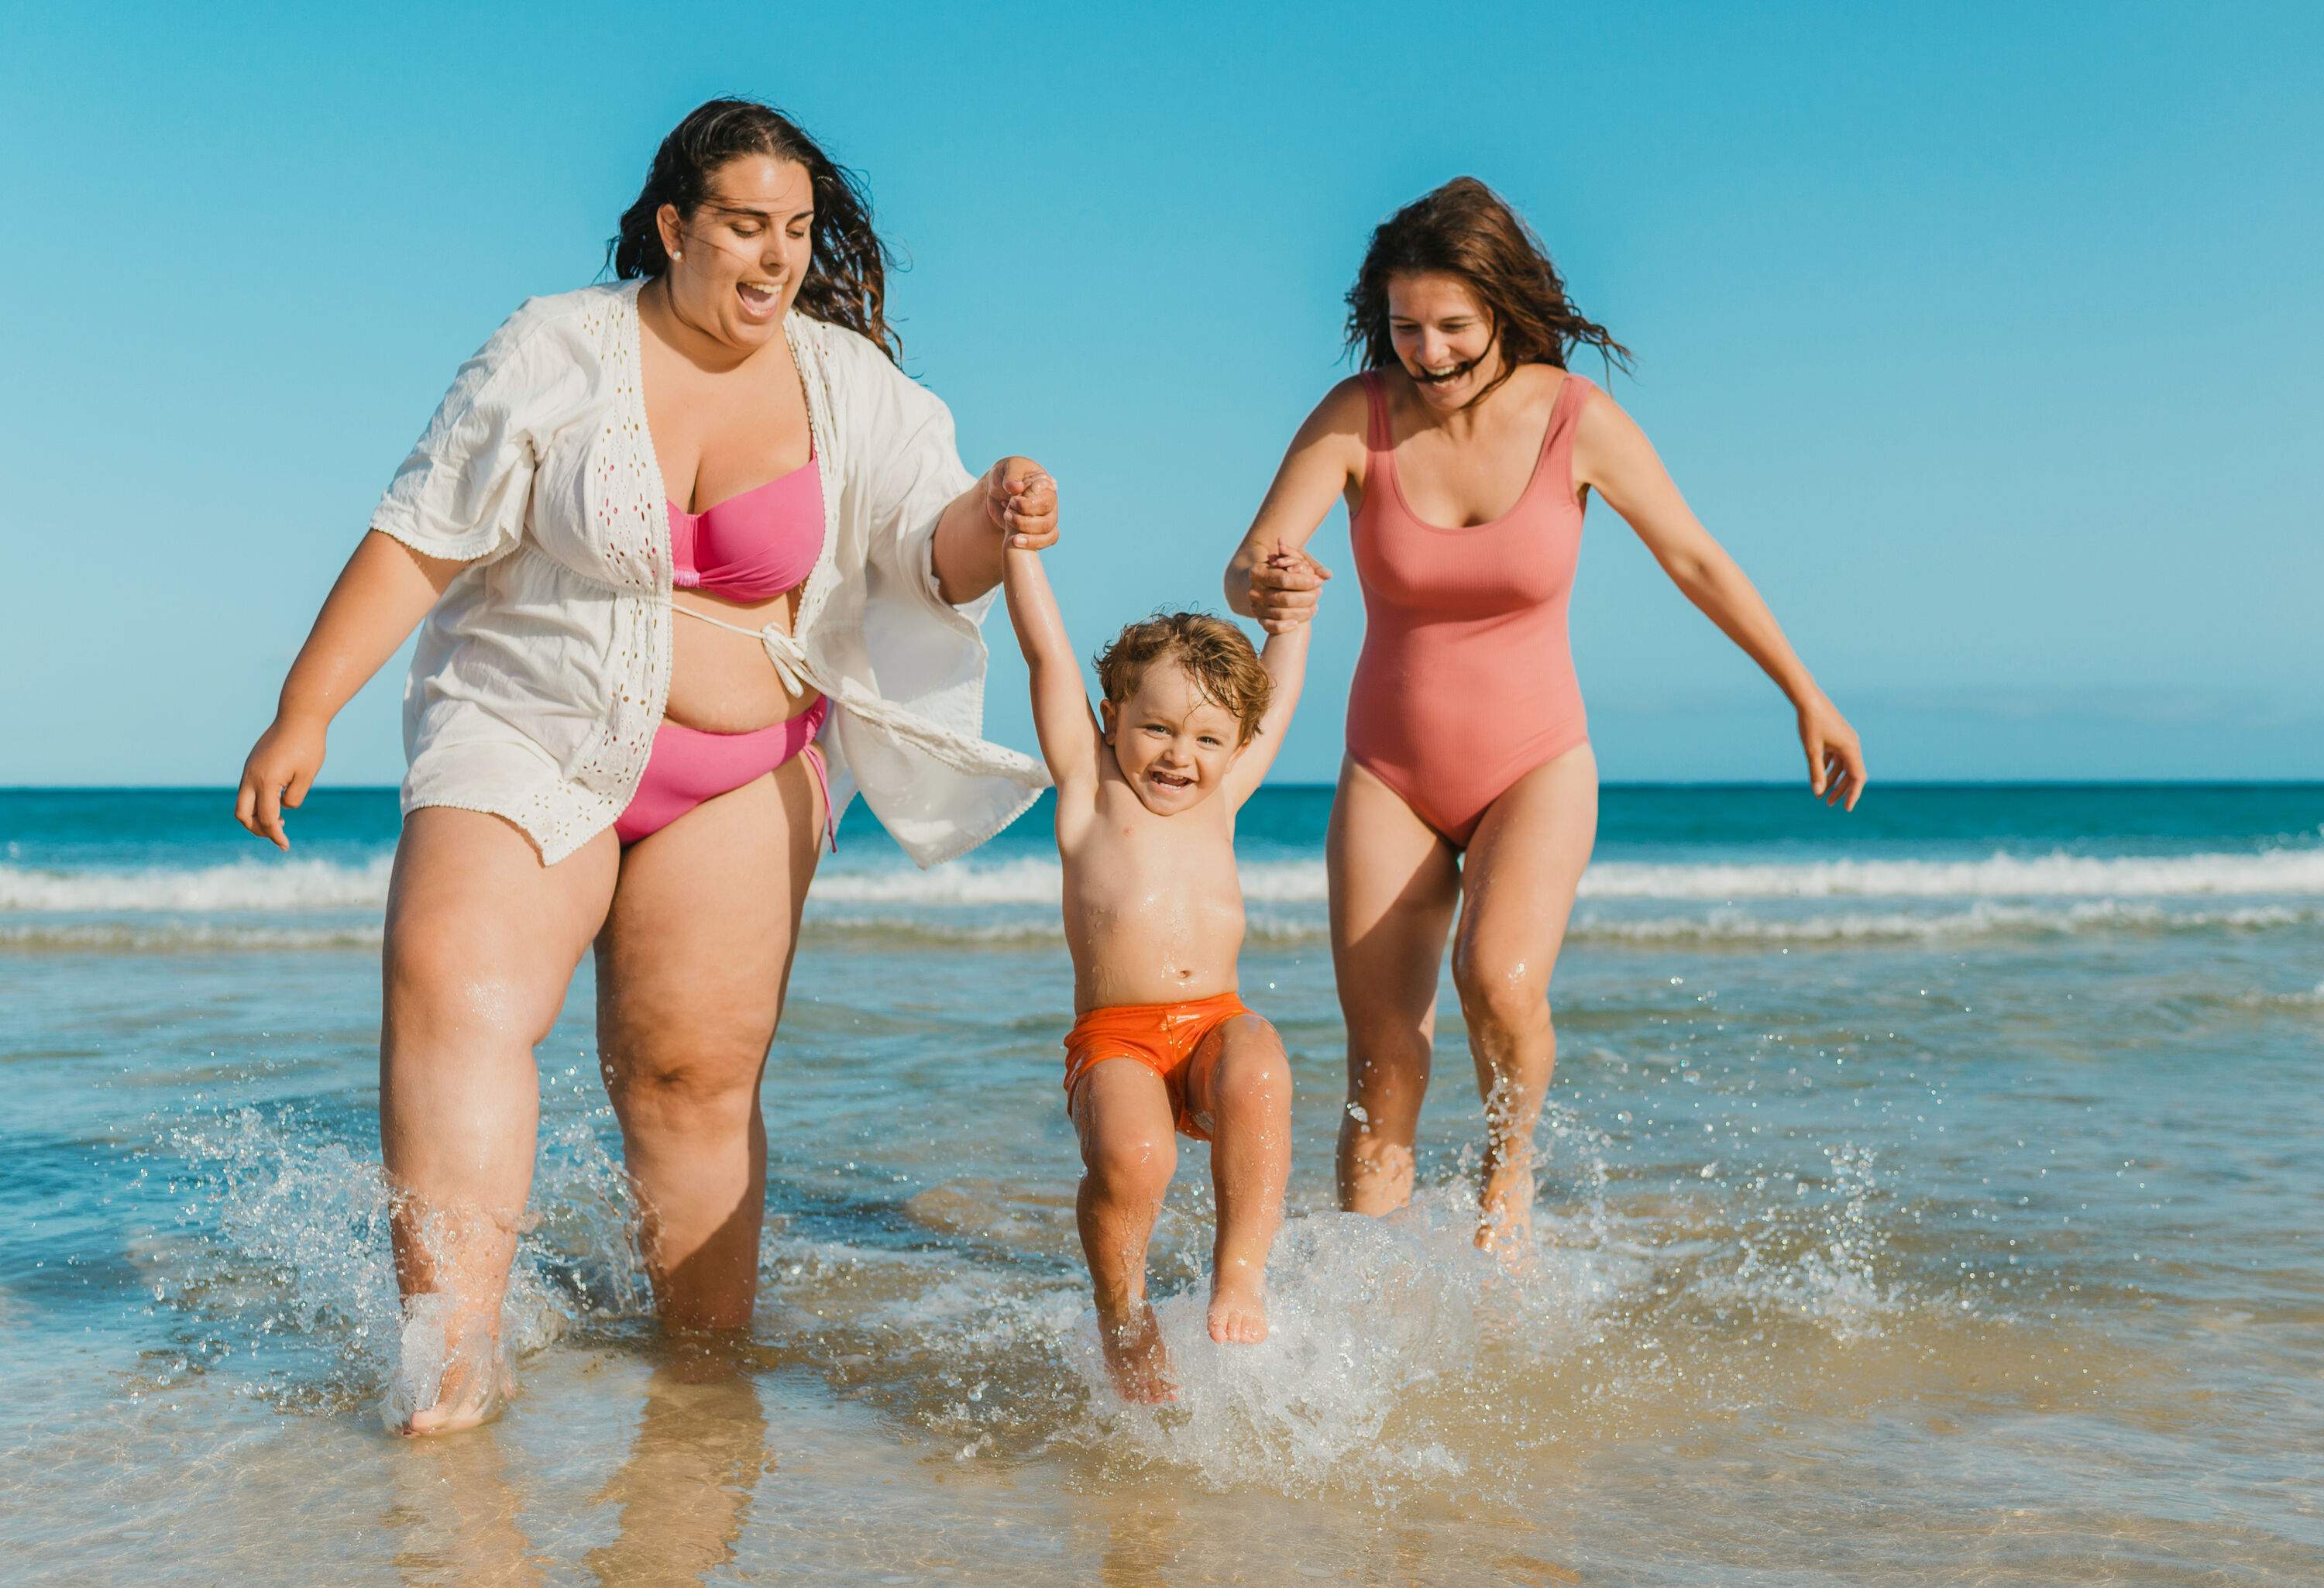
left=1542, top=369, right=1594, bottom=499
left=802, top=741, right=837, bottom=853
left=1359, top=370, right=1394, bottom=455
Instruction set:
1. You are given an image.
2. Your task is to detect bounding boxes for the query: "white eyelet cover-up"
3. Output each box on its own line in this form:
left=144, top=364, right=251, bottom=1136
left=370, top=279, right=1048, bottom=867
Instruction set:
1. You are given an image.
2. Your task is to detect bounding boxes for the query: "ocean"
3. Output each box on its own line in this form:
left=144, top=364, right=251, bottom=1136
left=2, top=782, right=2318, bottom=1585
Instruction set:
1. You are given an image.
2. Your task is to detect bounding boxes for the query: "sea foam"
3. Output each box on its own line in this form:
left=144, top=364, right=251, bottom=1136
left=9, top=847, right=2320, bottom=919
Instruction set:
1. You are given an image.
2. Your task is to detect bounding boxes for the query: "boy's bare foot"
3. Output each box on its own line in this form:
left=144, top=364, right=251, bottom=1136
left=1475, top=1164, right=1537, bottom=1270
left=1096, top=1301, right=1175, bottom=1404
left=1206, top=1262, right=1270, bottom=1344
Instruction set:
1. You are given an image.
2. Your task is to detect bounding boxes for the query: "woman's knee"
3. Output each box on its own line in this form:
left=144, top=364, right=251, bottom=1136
left=383, top=930, right=565, bottom=1053
left=609, top=1022, right=772, bottom=1134
left=1451, top=946, right=1552, bottom=1043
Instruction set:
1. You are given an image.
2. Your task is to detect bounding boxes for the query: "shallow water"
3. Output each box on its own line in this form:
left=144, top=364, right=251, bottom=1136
left=3, top=785, right=2319, bottom=1584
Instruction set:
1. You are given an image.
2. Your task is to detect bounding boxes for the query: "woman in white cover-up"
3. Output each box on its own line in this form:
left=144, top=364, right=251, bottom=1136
left=235, top=100, right=1052, bottom=1433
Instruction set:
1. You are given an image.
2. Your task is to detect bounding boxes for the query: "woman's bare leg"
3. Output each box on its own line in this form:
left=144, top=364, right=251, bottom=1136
left=1328, top=758, right=1460, bottom=1215
left=381, top=806, right=618, bottom=1435
left=1191, top=1014, right=1291, bottom=1344
left=594, top=754, right=822, bottom=1332
left=1450, top=744, right=1597, bottom=1256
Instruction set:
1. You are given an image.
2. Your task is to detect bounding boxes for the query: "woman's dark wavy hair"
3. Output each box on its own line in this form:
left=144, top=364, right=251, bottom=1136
left=1346, top=177, right=1629, bottom=404
left=609, top=98, right=899, bottom=362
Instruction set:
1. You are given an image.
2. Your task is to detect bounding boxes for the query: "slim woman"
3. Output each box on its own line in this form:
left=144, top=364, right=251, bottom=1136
left=1226, top=178, right=1865, bottom=1253
left=235, top=99, right=1052, bottom=1432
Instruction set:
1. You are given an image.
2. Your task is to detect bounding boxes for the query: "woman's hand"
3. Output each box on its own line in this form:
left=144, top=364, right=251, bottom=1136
left=1796, top=693, right=1867, bottom=810
left=984, top=457, right=1057, bottom=550
left=235, top=711, right=329, bottom=851
left=1247, top=545, right=1332, bottom=634
left=227, top=530, right=462, bottom=850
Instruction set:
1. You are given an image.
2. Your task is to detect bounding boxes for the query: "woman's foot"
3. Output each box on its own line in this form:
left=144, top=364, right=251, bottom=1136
left=387, top=1298, right=509, bottom=1436
left=1206, top=1261, right=1270, bottom=1344
left=399, top=1353, right=507, bottom=1436
left=1474, top=1160, right=1537, bottom=1269
left=1096, top=1301, right=1175, bottom=1404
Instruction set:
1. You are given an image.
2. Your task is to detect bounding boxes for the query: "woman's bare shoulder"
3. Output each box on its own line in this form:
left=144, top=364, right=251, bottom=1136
left=1294, top=373, right=1373, bottom=452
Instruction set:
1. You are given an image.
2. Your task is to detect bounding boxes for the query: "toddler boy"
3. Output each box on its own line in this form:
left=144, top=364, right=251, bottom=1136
left=1002, top=544, right=1314, bottom=1401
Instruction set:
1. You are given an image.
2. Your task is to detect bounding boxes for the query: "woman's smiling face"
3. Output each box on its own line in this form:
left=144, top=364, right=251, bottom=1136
left=1387, top=271, right=1503, bottom=412
left=656, top=155, right=815, bottom=352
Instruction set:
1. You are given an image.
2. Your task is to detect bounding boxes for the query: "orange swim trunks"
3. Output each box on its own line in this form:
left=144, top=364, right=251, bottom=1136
left=1061, top=990, right=1251, bottom=1143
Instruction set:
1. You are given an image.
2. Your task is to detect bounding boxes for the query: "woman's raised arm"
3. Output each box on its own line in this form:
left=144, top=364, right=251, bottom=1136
left=1576, top=390, right=1868, bottom=809
left=234, top=532, right=469, bottom=849
left=1223, top=379, right=1368, bottom=631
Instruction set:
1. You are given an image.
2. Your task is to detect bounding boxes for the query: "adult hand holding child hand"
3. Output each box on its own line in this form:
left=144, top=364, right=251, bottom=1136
left=985, top=457, right=1058, bottom=550
left=1249, top=545, right=1330, bottom=633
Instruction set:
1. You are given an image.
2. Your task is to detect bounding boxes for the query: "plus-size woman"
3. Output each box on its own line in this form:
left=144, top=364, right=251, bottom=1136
left=235, top=100, right=1052, bottom=1432
left=1226, top=178, right=1866, bottom=1256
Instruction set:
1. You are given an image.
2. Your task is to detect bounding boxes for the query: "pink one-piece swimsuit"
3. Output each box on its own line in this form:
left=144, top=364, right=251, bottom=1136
left=1346, top=369, right=1595, bottom=847
left=613, top=455, right=833, bottom=847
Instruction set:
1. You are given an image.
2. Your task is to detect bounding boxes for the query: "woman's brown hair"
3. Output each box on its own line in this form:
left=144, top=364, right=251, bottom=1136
left=1345, top=176, right=1629, bottom=404
left=610, top=98, right=901, bottom=362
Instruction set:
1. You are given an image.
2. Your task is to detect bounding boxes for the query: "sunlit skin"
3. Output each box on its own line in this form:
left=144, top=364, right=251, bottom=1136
left=1225, top=267, right=1865, bottom=1260
left=642, top=156, right=826, bottom=733
left=234, top=148, right=1058, bottom=1434
left=1002, top=545, right=1310, bottom=1398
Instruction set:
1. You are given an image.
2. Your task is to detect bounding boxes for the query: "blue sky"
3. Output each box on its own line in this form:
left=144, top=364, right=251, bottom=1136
left=2, top=1, right=2318, bottom=786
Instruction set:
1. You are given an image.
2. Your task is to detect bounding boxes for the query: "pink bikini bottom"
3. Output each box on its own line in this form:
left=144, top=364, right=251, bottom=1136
left=614, top=696, right=834, bottom=848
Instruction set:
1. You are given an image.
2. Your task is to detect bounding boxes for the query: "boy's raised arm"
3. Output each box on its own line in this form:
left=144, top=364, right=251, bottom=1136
left=1225, top=616, right=1312, bottom=806
left=1002, top=545, right=1103, bottom=791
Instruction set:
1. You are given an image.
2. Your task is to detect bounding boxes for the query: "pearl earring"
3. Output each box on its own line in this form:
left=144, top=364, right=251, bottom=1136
left=670, top=249, right=683, bottom=261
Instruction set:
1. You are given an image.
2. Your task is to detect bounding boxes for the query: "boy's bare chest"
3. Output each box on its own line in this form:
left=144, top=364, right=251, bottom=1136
left=1064, top=808, right=1239, bottom=913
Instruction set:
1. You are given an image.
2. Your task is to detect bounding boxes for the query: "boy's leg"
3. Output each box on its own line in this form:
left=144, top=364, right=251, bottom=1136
left=1189, top=1014, right=1292, bottom=1344
left=1071, top=1059, right=1180, bottom=1402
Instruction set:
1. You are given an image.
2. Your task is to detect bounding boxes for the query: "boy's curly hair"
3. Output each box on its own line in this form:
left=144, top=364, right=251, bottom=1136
left=1095, top=612, right=1272, bottom=744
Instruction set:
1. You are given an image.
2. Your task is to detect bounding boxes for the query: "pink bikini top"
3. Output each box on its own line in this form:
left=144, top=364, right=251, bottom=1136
left=666, top=455, right=824, bottom=603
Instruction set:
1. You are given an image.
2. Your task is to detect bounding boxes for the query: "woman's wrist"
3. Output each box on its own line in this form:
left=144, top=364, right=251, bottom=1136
left=931, top=484, right=1002, bottom=606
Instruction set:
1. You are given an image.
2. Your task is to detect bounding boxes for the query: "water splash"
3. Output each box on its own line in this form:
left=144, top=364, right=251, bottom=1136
left=1044, top=1191, right=1643, bottom=1500
left=149, top=1107, right=650, bottom=1414
left=1707, top=1143, right=1897, bottom=1342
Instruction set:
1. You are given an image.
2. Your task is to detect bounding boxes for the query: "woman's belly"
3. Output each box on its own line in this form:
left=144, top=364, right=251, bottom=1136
left=662, top=588, right=821, bottom=733
left=1349, top=610, right=1583, bottom=765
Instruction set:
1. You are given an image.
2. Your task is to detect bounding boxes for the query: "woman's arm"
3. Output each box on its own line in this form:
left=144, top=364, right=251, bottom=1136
left=999, top=543, right=1102, bottom=795
left=1577, top=393, right=1868, bottom=809
left=234, top=532, right=469, bottom=848
left=931, top=458, right=1058, bottom=606
left=1223, top=380, right=1367, bottom=631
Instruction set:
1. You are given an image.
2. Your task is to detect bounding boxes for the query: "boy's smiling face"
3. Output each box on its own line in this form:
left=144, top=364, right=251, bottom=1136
left=1101, top=661, right=1247, bottom=816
